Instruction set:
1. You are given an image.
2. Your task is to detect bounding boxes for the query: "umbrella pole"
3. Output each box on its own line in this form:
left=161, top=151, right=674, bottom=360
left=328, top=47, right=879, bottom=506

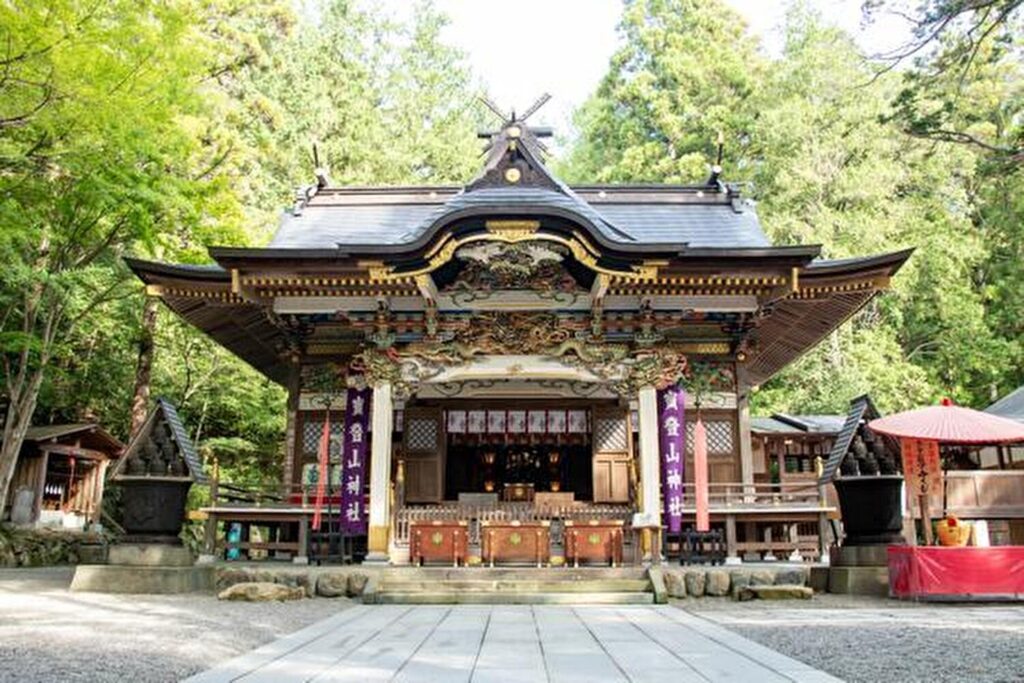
left=919, top=493, right=933, bottom=545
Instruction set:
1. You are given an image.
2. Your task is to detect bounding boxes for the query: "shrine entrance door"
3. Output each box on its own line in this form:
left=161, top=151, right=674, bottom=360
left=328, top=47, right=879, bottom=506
left=591, top=406, right=633, bottom=504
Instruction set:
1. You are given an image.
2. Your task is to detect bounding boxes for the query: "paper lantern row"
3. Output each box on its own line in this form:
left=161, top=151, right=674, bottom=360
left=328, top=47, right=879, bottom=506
left=445, top=410, right=589, bottom=435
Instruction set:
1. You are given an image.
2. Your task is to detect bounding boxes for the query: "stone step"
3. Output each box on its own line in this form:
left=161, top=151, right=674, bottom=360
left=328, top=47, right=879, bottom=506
left=374, top=591, right=655, bottom=605
left=378, top=579, right=652, bottom=593
left=380, top=567, right=648, bottom=581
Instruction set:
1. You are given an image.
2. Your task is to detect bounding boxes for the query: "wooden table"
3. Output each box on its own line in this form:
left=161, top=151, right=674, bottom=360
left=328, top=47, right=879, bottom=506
left=482, top=520, right=550, bottom=567
left=565, top=520, right=624, bottom=567
left=201, top=506, right=311, bottom=562
left=410, top=520, right=468, bottom=566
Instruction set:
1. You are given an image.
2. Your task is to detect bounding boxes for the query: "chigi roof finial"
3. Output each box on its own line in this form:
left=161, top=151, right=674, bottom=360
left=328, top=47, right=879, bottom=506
left=477, top=93, right=554, bottom=144
left=707, top=130, right=725, bottom=188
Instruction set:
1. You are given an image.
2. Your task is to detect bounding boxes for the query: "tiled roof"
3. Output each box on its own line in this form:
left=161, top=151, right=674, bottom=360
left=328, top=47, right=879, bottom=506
left=268, top=185, right=769, bottom=250
left=987, top=386, right=1024, bottom=424
left=751, top=414, right=846, bottom=435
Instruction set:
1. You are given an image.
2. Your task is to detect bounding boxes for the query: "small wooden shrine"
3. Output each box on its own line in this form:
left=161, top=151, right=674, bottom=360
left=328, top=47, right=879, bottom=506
left=128, top=110, right=911, bottom=565
left=3, top=423, right=122, bottom=528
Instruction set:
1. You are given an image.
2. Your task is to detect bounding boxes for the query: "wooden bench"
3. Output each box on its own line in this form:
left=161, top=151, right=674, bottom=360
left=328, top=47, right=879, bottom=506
left=482, top=520, right=550, bottom=567
left=410, top=520, right=468, bottom=566
left=564, top=519, right=624, bottom=567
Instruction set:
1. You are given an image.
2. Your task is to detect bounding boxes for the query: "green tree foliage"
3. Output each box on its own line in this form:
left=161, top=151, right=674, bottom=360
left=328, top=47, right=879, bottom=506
left=564, top=0, right=1023, bottom=414
left=208, top=0, right=485, bottom=237
left=1, top=0, right=484, bottom=499
left=0, top=0, right=257, bottom=510
left=864, top=0, right=1023, bottom=162
left=561, top=0, right=762, bottom=183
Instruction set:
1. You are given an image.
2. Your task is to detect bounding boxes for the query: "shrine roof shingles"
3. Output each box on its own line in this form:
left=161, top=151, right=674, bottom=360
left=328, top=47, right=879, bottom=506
left=987, top=385, right=1024, bottom=424
left=267, top=184, right=771, bottom=251
left=751, top=414, right=846, bottom=435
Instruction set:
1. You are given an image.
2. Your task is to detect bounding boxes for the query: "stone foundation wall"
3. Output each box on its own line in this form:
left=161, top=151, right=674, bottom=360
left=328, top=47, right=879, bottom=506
left=214, top=566, right=371, bottom=599
left=0, top=525, right=108, bottom=567
left=661, top=566, right=810, bottom=599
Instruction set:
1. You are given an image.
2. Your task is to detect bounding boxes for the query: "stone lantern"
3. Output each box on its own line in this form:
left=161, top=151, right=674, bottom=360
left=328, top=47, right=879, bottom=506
left=109, top=399, right=206, bottom=543
left=70, top=399, right=211, bottom=594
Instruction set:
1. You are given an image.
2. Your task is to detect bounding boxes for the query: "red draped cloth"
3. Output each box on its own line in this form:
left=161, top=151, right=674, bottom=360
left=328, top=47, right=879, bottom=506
left=694, top=418, right=710, bottom=532
left=311, top=414, right=331, bottom=531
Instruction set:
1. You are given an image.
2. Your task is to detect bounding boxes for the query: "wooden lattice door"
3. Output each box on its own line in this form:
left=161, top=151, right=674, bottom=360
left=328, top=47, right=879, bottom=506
left=402, top=407, right=445, bottom=503
left=592, top=407, right=632, bottom=503
left=685, top=412, right=738, bottom=482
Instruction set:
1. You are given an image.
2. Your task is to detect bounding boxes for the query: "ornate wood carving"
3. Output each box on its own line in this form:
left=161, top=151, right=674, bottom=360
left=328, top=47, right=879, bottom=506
left=347, top=311, right=723, bottom=398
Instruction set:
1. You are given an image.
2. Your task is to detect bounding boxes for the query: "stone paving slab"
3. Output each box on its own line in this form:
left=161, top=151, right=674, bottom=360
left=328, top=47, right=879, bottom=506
left=182, top=605, right=841, bottom=683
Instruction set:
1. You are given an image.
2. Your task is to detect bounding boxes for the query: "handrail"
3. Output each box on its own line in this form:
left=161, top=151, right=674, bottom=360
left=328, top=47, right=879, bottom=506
left=203, top=478, right=826, bottom=518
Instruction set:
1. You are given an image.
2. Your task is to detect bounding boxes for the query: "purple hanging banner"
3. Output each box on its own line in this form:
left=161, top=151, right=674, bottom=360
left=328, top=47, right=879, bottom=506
left=658, top=387, right=686, bottom=533
left=339, top=386, right=371, bottom=534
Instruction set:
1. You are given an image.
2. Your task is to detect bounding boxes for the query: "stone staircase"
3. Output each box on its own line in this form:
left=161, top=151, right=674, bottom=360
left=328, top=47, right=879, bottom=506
left=366, top=567, right=658, bottom=605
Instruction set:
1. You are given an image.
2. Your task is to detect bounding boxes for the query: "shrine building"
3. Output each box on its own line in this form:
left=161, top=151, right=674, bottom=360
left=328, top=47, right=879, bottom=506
left=127, top=115, right=911, bottom=566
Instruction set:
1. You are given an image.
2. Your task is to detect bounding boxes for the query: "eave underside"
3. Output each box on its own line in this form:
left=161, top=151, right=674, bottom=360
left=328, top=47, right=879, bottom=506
left=129, top=249, right=910, bottom=388
left=162, top=293, right=291, bottom=384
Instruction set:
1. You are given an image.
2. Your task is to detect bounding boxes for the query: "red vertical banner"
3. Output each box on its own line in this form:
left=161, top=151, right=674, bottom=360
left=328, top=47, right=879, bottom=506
left=694, top=417, right=710, bottom=532
left=312, top=413, right=331, bottom=531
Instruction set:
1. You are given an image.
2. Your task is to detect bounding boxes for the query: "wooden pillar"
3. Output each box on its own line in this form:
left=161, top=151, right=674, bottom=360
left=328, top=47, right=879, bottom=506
left=818, top=510, right=831, bottom=564
left=763, top=525, right=776, bottom=561
left=282, top=360, right=301, bottom=492
left=33, top=450, right=50, bottom=525
left=636, top=386, right=661, bottom=562
left=294, top=516, right=309, bottom=565
left=198, top=460, right=219, bottom=563
left=92, top=461, right=109, bottom=527
left=724, top=514, right=740, bottom=565
left=737, top=390, right=755, bottom=501
left=366, top=382, right=394, bottom=562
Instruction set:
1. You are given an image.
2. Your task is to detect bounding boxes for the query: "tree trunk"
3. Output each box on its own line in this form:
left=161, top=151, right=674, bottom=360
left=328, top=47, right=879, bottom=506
left=128, top=296, right=158, bottom=441
left=0, top=369, right=45, bottom=515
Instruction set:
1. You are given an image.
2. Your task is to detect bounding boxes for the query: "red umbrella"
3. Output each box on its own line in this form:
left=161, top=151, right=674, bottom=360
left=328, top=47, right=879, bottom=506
left=868, top=398, right=1024, bottom=444
left=869, top=398, right=1024, bottom=546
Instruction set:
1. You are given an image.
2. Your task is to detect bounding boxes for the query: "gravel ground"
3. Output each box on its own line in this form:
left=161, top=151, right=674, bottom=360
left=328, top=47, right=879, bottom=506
left=0, top=567, right=350, bottom=683
left=680, top=593, right=1024, bottom=683
left=5, top=567, right=1023, bottom=683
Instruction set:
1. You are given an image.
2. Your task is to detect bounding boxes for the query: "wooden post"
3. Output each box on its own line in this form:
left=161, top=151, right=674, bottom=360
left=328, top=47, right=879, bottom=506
left=724, top=513, right=739, bottom=564
left=637, top=386, right=660, bottom=563
left=283, top=361, right=301, bottom=491
left=34, top=449, right=50, bottom=524
left=295, top=515, right=309, bottom=565
left=366, top=382, right=394, bottom=562
left=736, top=388, right=755, bottom=502
left=210, top=459, right=220, bottom=505
left=818, top=510, right=831, bottom=564
left=202, top=460, right=219, bottom=558
left=98, top=459, right=109, bottom=524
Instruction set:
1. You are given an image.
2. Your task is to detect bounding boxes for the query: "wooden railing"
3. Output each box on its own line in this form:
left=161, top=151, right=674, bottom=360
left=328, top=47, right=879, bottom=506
left=677, top=482, right=825, bottom=508
left=945, top=470, right=1024, bottom=518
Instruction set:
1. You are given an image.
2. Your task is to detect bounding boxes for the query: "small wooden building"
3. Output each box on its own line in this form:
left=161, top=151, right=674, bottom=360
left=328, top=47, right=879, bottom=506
left=4, top=424, right=123, bottom=528
left=751, top=413, right=844, bottom=486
